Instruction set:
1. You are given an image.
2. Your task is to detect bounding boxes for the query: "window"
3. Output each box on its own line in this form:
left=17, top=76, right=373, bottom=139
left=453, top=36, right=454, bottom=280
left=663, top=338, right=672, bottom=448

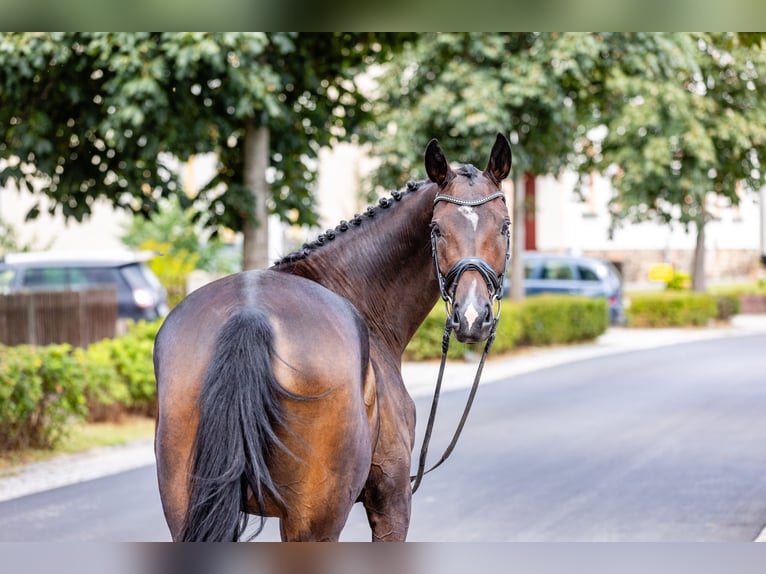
left=541, top=260, right=574, bottom=280
left=82, top=267, right=121, bottom=286
left=22, top=267, right=69, bottom=289
left=68, top=267, right=91, bottom=287
left=0, top=269, right=16, bottom=292
left=577, top=265, right=600, bottom=282
left=524, top=261, right=537, bottom=279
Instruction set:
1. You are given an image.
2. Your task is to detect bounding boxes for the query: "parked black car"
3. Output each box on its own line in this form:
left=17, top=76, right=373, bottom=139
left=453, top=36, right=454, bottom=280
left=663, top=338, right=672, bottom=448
left=0, top=251, right=168, bottom=321
left=504, top=251, right=625, bottom=325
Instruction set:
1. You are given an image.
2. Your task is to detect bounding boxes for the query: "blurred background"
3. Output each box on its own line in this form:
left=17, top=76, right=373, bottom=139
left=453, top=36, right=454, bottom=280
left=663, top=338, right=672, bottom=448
left=2, top=33, right=766, bottom=548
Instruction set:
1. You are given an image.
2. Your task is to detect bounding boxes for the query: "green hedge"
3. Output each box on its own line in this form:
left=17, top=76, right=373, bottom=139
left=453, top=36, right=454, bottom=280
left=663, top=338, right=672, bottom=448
left=513, top=295, right=609, bottom=347
left=405, top=295, right=609, bottom=361
left=0, top=344, right=87, bottom=450
left=626, top=291, right=720, bottom=327
left=713, top=293, right=741, bottom=321
left=0, top=320, right=162, bottom=452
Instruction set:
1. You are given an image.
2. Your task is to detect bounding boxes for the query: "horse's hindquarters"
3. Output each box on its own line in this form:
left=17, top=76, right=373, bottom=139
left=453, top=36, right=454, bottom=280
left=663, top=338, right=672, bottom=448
left=154, top=270, right=375, bottom=541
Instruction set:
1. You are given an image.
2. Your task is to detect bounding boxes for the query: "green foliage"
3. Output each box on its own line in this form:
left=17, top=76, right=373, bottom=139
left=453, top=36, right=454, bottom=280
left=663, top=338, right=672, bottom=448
left=0, top=319, right=163, bottom=452
left=367, top=33, right=766, bottom=295
left=0, top=33, right=409, bottom=239
left=0, top=344, right=87, bottom=450
left=74, top=341, right=129, bottom=422
left=72, top=320, right=162, bottom=421
left=99, top=320, right=162, bottom=416
left=122, top=195, right=240, bottom=275
left=366, top=33, right=595, bottom=190
left=139, top=239, right=198, bottom=309
left=583, top=33, right=766, bottom=291
left=665, top=270, right=691, bottom=291
left=514, top=295, right=609, bottom=347
left=708, top=281, right=766, bottom=296
left=714, top=293, right=741, bottom=321
left=405, top=296, right=607, bottom=360
left=626, top=291, right=719, bottom=327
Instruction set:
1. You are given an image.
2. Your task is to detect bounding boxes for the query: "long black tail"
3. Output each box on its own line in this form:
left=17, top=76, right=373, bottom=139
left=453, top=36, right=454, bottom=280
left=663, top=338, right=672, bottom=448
left=179, top=308, right=296, bottom=541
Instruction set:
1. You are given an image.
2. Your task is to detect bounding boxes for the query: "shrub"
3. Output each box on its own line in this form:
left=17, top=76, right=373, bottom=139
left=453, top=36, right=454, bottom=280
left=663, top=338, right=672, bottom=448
left=91, top=320, right=162, bottom=417
left=665, top=271, right=691, bottom=291
left=74, top=342, right=130, bottom=423
left=627, top=291, right=719, bottom=327
left=0, top=319, right=163, bottom=451
left=713, top=293, right=741, bottom=321
left=515, top=295, right=609, bottom=347
left=0, top=344, right=87, bottom=450
left=140, top=238, right=197, bottom=309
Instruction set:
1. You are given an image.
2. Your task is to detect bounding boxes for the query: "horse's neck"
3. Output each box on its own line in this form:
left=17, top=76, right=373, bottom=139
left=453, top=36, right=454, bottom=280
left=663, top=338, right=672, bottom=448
left=278, top=183, right=441, bottom=356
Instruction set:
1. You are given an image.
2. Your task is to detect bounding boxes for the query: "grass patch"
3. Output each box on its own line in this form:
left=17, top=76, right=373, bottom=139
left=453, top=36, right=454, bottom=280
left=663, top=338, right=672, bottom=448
left=0, top=415, right=154, bottom=473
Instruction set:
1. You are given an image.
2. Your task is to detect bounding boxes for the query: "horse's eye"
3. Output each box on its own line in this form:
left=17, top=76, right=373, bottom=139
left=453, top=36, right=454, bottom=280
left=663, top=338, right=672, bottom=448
left=501, top=220, right=511, bottom=235
left=431, top=222, right=442, bottom=238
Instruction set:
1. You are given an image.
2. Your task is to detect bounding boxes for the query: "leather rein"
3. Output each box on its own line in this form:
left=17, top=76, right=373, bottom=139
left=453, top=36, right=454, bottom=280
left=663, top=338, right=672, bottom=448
left=410, top=189, right=510, bottom=493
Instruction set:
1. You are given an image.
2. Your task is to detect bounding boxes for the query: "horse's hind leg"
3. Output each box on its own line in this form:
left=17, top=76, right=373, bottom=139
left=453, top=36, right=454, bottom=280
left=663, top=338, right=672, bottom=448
left=359, top=370, right=416, bottom=542
left=360, top=461, right=412, bottom=541
left=274, top=441, right=367, bottom=542
left=278, top=509, right=348, bottom=542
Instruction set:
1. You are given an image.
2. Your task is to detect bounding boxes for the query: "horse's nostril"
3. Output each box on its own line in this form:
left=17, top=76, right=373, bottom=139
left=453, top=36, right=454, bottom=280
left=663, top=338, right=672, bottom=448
left=451, top=305, right=461, bottom=329
left=482, top=303, right=493, bottom=327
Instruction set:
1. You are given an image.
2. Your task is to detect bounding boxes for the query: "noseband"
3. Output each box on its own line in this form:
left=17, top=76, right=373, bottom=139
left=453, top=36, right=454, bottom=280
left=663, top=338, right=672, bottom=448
left=412, top=188, right=510, bottom=493
left=431, top=190, right=510, bottom=323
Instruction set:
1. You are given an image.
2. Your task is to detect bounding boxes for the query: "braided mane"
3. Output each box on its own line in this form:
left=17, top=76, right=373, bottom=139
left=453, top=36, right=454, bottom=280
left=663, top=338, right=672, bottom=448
left=273, top=180, right=425, bottom=268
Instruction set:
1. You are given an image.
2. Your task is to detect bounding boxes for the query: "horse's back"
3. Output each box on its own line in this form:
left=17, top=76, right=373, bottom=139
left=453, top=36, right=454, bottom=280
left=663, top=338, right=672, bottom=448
left=154, top=269, right=370, bottom=397
left=153, top=269, right=375, bottom=540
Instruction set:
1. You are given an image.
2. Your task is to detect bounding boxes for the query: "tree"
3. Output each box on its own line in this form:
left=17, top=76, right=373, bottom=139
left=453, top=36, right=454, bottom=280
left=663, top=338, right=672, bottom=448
left=368, top=33, right=766, bottom=294
left=365, top=33, right=609, bottom=299
left=581, top=33, right=766, bottom=291
left=0, top=32, right=408, bottom=269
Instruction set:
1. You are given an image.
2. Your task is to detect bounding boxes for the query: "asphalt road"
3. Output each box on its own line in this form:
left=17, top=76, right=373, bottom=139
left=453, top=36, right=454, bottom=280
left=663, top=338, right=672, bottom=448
left=1, top=334, right=765, bottom=542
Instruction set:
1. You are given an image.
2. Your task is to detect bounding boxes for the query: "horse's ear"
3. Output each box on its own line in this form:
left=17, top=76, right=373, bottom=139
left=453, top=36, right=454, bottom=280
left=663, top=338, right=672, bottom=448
left=425, top=139, right=453, bottom=187
left=485, top=133, right=512, bottom=183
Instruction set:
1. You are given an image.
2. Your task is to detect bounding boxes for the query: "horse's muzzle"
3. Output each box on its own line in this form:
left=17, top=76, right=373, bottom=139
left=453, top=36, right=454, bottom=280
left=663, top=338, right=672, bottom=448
left=450, top=299, right=494, bottom=344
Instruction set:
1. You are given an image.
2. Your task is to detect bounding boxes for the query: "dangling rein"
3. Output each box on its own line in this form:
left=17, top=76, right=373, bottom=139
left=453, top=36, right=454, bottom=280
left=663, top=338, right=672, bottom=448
left=410, top=191, right=509, bottom=493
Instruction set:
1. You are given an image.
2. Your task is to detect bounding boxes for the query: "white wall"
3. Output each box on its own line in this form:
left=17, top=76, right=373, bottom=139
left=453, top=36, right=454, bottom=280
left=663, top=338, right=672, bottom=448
left=0, top=180, right=131, bottom=253
left=535, top=171, right=762, bottom=254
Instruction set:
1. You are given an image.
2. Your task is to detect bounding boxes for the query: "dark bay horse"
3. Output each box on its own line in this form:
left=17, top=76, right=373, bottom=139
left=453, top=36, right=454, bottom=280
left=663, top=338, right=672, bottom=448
left=153, top=134, right=513, bottom=541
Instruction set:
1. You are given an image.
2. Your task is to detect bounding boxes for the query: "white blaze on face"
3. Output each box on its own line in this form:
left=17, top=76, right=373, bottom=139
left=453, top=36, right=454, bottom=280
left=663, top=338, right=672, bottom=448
left=458, top=205, right=479, bottom=231
left=463, top=279, right=480, bottom=330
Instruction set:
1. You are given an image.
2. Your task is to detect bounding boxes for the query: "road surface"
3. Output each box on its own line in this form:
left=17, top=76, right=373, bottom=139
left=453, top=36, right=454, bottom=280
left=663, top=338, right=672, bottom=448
left=1, top=334, right=765, bottom=541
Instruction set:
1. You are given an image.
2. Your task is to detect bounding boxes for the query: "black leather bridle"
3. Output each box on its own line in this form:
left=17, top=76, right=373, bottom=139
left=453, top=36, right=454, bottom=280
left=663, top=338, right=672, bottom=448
left=411, top=189, right=510, bottom=493
left=430, top=190, right=510, bottom=326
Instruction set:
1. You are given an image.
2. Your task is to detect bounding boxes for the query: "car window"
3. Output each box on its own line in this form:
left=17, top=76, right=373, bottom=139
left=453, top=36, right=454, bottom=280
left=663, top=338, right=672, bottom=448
left=138, top=263, right=163, bottom=290
left=120, top=262, right=155, bottom=289
left=577, top=265, right=600, bottom=282
left=541, top=260, right=574, bottom=280
left=22, top=267, right=69, bottom=289
left=81, top=266, right=122, bottom=286
left=68, top=267, right=91, bottom=287
left=524, top=260, right=538, bottom=279
left=0, top=269, right=16, bottom=292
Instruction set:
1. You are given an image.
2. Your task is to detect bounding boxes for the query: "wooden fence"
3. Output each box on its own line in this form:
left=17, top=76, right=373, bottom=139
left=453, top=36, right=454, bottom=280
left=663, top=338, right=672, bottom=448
left=0, top=288, right=117, bottom=347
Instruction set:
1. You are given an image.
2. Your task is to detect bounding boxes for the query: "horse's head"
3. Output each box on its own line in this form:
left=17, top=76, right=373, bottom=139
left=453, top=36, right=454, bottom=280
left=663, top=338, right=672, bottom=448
left=427, top=133, right=512, bottom=344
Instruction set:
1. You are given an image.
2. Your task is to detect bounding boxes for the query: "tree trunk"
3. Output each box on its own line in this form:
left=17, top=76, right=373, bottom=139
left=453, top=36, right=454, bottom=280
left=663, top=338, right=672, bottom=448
left=509, top=171, right=526, bottom=301
left=242, top=120, right=271, bottom=270
left=691, top=214, right=706, bottom=293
